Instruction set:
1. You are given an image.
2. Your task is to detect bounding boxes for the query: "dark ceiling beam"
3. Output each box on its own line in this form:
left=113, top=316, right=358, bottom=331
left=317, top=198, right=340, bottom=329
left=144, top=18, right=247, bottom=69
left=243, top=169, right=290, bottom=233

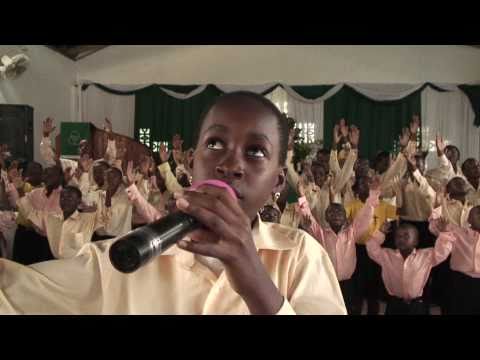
left=46, top=45, right=109, bottom=61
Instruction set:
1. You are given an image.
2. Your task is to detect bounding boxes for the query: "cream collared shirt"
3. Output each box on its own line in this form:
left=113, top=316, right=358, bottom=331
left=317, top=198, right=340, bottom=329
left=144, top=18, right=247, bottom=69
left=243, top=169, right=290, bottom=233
left=426, top=154, right=466, bottom=193
left=0, top=217, right=346, bottom=315
left=158, top=162, right=183, bottom=195
left=396, top=170, right=436, bottom=222
left=95, top=185, right=132, bottom=237
left=28, top=210, right=105, bottom=259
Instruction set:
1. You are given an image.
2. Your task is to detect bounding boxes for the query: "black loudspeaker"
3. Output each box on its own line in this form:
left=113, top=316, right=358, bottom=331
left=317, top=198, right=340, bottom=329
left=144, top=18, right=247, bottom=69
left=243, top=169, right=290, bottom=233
left=0, top=105, right=34, bottom=163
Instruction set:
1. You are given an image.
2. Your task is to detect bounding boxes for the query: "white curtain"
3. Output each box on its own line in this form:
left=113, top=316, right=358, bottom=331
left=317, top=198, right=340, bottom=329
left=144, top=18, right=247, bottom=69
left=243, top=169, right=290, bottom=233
left=265, top=86, right=324, bottom=144
left=78, top=82, right=479, bottom=167
left=80, top=85, right=135, bottom=137
left=421, top=86, right=479, bottom=171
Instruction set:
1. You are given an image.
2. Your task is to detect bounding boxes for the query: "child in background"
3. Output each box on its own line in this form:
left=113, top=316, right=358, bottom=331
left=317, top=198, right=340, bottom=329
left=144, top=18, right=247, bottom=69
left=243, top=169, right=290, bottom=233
left=346, top=175, right=398, bottom=315
left=297, top=177, right=381, bottom=314
left=428, top=177, right=471, bottom=314
left=435, top=206, right=480, bottom=314
left=366, top=219, right=454, bottom=315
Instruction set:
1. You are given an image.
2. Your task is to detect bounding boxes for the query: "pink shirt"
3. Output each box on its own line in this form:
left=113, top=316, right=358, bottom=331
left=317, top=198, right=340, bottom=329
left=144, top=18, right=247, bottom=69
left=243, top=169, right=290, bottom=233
left=437, top=223, right=480, bottom=278
left=366, top=230, right=454, bottom=299
left=297, top=190, right=379, bottom=281
left=16, top=187, right=62, bottom=236
left=26, top=187, right=62, bottom=213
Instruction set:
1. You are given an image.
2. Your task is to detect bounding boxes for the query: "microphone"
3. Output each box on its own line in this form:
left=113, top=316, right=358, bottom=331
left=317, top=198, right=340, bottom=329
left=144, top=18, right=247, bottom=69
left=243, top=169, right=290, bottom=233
left=109, top=179, right=237, bottom=273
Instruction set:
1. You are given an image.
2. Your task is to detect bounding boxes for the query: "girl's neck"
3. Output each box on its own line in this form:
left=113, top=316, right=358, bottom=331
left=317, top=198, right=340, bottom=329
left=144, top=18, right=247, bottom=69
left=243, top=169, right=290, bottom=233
left=467, top=177, right=479, bottom=190
left=452, top=162, right=458, bottom=173
left=63, top=209, right=75, bottom=220
left=358, top=194, right=368, bottom=203
left=400, top=248, right=414, bottom=260
left=45, top=184, right=59, bottom=197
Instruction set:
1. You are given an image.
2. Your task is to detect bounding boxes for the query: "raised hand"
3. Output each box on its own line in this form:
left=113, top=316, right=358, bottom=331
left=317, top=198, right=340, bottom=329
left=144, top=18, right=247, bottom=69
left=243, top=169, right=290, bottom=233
left=406, top=153, right=417, bottom=172
left=42, top=117, right=56, bottom=137
left=436, top=217, right=449, bottom=233
left=410, top=115, right=420, bottom=135
left=126, top=160, right=135, bottom=186
left=349, top=125, right=360, bottom=149
left=172, top=134, right=184, bottom=151
left=158, top=143, right=171, bottom=163
left=104, top=118, right=113, bottom=133
left=369, top=175, right=381, bottom=191
left=333, top=124, right=341, bottom=145
left=299, top=209, right=312, bottom=229
left=328, top=176, right=336, bottom=203
left=390, top=153, right=396, bottom=164
left=339, top=118, right=349, bottom=138
left=297, top=179, right=306, bottom=197
left=302, top=162, right=313, bottom=183
left=399, top=127, right=410, bottom=148
left=185, top=148, right=195, bottom=174
left=436, top=133, right=446, bottom=155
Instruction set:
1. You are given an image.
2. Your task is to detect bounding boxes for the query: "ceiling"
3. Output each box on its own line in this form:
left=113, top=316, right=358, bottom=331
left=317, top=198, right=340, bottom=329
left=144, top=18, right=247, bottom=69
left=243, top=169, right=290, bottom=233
left=46, top=45, right=109, bottom=61
left=46, top=45, right=480, bottom=61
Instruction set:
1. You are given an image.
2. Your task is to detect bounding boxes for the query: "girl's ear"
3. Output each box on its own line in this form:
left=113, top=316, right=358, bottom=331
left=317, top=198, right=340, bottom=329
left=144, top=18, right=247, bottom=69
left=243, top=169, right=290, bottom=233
left=272, top=167, right=287, bottom=195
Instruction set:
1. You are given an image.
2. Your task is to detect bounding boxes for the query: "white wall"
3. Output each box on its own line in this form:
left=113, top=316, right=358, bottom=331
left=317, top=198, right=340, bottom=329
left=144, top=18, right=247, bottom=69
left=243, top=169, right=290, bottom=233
left=1, top=45, right=480, bottom=163
left=0, top=45, right=77, bottom=164
left=77, top=45, right=480, bottom=85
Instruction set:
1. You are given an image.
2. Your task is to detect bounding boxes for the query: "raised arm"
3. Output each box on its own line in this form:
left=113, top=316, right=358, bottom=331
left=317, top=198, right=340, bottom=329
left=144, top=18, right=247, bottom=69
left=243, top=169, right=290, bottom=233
left=39, top=117, right=58, bottom=167
left=410, top=163, right=436, bottom=202
left=329, top=123, right=343, bottom=177
left=430, top=218, right=455, bottom=266
left=157, top=144, right=183, bottom=194
left=125, top=161, right=164, bottom=223
left=366, top=225, right=390, bottom=266
left=285, top=149, right=300, bottom=190
left=331, top=125, right=359, bottom=195
left=295, top=181, right=325, bottom=245
left=351, top=181, right=381, bottom=241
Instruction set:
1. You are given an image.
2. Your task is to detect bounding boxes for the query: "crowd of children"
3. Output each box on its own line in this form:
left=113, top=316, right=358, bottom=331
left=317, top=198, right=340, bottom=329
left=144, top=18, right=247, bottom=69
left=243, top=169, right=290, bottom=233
left=0, top=92, right=479, bottom=315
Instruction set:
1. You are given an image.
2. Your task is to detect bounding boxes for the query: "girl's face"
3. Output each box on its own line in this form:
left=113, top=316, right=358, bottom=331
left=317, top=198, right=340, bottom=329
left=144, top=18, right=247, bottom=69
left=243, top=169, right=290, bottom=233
left=192, top=100, right=285, bottom=221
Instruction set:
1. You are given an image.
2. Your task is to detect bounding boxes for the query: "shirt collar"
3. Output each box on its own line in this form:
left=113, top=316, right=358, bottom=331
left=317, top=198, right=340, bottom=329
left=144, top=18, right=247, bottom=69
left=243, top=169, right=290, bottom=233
left=161, top=215, right=298, bottom=269
left=43, top=186, right=63, bottom=196
left=395, top=248, right=417, bottom=258
left=52, top=210, right=80, bottom=221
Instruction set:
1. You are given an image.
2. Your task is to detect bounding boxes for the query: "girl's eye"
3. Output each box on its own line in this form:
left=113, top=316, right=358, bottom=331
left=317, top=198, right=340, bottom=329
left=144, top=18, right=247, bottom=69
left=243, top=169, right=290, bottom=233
left=247, top=147, right=266, bottom=158
left=207, top=140, right=224, bottom=150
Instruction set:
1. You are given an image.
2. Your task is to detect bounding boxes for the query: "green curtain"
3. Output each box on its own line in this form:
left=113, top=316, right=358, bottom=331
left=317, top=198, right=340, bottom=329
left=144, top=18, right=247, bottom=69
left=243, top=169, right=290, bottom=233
left=323, top=85, right=421, bottom=162
left=134, top=85, right=223, bottom=150
left=459, top=84, right=480, bottom=127
left=290, top=85, right=334, bottom=100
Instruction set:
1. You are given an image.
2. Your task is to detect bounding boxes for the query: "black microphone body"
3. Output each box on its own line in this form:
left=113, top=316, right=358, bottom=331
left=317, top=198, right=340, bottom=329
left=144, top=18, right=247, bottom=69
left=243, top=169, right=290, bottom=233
left=109, top=211, right=200, bottom=273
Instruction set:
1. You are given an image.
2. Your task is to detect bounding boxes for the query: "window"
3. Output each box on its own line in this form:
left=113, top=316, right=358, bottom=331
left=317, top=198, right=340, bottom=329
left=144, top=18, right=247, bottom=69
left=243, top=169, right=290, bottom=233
left=297, top=122, right=316, bottom=144
left=139, top=128, right=151, bottom=147
left=139, top=129, right=171, bottom=153
left=152, top=141, right=161, bottom=153
left=151, top=140, right=170, bottom=153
